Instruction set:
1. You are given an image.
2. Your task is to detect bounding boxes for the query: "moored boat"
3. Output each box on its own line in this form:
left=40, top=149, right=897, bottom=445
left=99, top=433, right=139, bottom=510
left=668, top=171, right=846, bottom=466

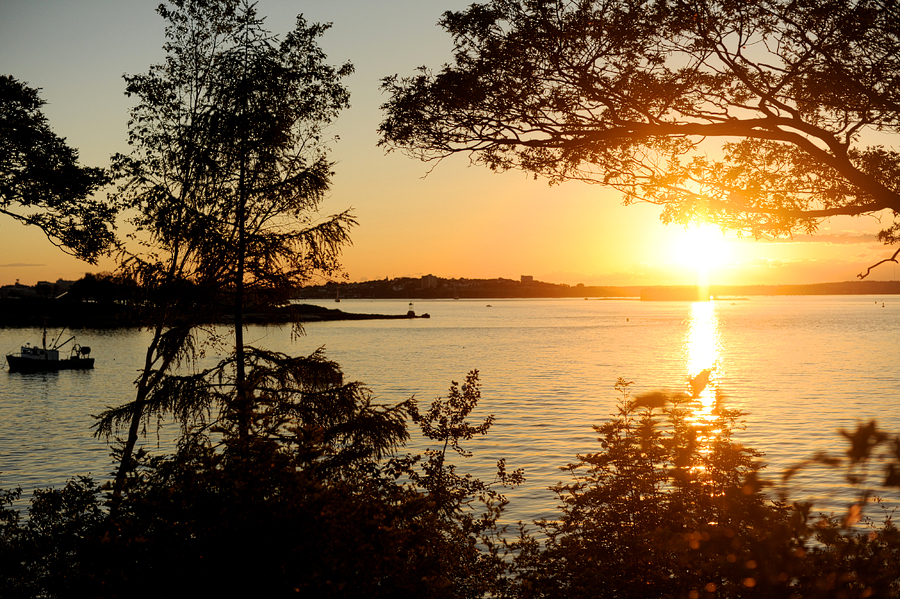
left=5, top=330, right=94, bottom=372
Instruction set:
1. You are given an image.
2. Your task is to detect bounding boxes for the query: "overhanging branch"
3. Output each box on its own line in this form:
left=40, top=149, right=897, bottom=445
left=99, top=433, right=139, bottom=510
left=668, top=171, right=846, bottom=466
left=858, top=246, right=900, bottom=280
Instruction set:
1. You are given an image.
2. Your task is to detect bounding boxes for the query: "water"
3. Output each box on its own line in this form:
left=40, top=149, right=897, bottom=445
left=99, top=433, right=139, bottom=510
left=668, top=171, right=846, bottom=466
left=2, top=296, right=899, bottom=524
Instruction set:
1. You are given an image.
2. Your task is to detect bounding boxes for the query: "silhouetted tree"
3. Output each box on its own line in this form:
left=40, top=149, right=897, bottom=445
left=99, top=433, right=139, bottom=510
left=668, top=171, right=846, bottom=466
left=379, top=0, right=900, bottom=277
left=4, top=371, right=522, bottom=599
left=0, top=75, right=114, bottom=262
left=389, top=370, right=525, bottom=597
left=98, top=0, right=355, bottom=501
left=68, top=272, right=138, bottom=304
left=508, top=380, right=900, bottom=598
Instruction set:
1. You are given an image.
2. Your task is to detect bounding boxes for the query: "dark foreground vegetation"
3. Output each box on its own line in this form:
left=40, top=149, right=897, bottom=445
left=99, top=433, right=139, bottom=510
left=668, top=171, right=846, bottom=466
left=4, top=0, right=900, bottom=595
left=3, top=372, right=900, bottom=598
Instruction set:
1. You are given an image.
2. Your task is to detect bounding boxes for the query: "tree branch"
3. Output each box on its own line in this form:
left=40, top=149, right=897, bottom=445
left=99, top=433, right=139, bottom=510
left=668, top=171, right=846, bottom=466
left=858, top=246, right=900, bottom=280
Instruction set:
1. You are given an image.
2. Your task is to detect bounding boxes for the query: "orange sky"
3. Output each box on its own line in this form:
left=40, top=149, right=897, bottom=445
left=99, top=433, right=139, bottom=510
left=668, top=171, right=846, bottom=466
left=2, top=0, right=897, bottom=288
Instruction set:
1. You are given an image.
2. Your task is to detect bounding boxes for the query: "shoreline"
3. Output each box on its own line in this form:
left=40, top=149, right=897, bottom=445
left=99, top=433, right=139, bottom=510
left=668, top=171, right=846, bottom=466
left=0, top=299, right=429, bottom=329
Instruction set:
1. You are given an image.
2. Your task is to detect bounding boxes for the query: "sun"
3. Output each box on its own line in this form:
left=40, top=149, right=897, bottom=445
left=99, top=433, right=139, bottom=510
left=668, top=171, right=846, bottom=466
left=672, top=225, right=731, bottom=285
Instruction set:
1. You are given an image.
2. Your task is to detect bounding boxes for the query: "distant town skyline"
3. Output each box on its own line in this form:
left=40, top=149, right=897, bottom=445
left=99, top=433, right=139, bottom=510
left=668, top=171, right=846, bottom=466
left=2, top=0, right=897, bottom=289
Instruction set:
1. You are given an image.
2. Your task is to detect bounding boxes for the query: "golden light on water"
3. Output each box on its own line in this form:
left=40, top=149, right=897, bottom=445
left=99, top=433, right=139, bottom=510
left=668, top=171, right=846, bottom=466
left=685, top=301, right=721, bottom=421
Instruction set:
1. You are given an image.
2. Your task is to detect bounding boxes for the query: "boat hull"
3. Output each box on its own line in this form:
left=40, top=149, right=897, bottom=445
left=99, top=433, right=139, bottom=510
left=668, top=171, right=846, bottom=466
left=6, top=355, right=95, bottom=373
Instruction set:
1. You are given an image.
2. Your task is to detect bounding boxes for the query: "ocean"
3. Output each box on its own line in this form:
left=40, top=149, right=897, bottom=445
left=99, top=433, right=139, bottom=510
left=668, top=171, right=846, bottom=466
left=2, top=295, right=899, bottom=524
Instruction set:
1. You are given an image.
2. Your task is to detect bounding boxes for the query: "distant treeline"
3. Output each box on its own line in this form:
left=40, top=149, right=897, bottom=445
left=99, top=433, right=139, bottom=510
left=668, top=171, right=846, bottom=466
left=302, top=276, right=642, bottom=300
left=710, top=280, right=900, bottom=296
left=302, top=276, right=900, bottom=300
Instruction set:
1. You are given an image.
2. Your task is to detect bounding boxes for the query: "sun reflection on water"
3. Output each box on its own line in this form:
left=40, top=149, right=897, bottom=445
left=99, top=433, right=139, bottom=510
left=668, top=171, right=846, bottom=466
left=685, top=301, right=721, bottom=421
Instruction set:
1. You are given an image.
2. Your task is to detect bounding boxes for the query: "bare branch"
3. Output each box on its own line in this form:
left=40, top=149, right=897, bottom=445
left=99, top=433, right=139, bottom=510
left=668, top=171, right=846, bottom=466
left=858, top=246, right=900, bottom=279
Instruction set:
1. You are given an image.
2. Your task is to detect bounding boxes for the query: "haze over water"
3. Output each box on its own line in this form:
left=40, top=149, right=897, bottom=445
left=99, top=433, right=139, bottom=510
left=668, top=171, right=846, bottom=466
left=2, top=296, right=899, bottom=524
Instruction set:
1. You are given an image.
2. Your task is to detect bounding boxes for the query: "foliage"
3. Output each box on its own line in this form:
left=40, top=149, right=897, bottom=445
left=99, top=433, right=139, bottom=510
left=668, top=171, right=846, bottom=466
left=112, top=0, right=356, bottom=334
left=100, top=0, right=356, bottom=497
left=389, top=370, right=525, bottom=598
left=97, top=348, right=412, bottom=475
left=0, top=478, right=106, bottom=598
left=4, top=369, right=521, bottom=599
left=379, top=0, right=900, bottom=275
left=0, top=75, right=114, bottom=262
left=67, top=272, right=139, bottom=304
left=92, top=364, right=427, bottom=599
left=508, top=379, right=900, bottom=598
left=10, top=372, right=900, bottom=597
left=113, top=0, right=355, bottom=305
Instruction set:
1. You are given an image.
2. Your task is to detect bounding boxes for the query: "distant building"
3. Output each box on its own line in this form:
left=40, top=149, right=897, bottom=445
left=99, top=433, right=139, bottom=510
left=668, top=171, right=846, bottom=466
left=421, top=274, right=438, bottom=289
left=521, top=275, right=533, bottom=284
left=55, top=279, right=75, bottom=292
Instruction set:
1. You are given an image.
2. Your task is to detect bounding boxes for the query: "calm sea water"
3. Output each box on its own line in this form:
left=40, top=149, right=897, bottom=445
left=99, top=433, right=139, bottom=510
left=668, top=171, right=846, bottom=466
left=2, top=296, right=899, bottom=523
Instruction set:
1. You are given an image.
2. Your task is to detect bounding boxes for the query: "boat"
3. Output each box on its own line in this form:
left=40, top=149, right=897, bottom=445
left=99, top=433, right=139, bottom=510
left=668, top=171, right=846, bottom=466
left=5, top=329, right=94, bottom=372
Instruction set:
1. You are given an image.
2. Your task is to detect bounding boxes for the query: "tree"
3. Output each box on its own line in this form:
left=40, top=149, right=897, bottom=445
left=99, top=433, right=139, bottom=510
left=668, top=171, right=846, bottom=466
left=378, top=0, right=900, bottom=277
left=97, top=0, right=356, bottom=500
left=508, top=380, right=900, bottom=599
left=388, top=370, right=525, bottom=598
left=4, top=371, right=520, bottom=599
left=0, top=75, right=114, bottom=262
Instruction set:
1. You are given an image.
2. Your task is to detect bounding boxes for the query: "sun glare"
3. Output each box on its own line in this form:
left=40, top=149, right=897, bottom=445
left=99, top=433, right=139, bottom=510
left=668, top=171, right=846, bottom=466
left=673, top=225, right=731, bottom=285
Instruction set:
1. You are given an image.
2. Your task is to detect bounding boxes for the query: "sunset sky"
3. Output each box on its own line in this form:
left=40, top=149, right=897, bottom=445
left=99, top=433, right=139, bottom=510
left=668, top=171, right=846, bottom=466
left=2, top=0, right=897, bottom=288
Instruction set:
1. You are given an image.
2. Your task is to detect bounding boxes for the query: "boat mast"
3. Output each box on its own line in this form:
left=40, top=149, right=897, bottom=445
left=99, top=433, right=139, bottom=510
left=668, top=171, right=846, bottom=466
left=52, top=328, right=66, bottom=349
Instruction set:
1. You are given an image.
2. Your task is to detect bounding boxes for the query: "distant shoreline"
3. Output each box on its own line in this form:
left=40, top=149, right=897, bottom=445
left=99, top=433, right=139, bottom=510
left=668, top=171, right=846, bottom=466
left=2, top=280, right=898, bottom=328
left=0, top=300, right=428, bottom=329
left=301, top=278, right=900, bottom=301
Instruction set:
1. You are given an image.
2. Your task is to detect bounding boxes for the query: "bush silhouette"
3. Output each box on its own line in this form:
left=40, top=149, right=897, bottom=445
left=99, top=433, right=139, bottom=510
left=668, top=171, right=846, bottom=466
left=508, top=379, right=900, bottom=598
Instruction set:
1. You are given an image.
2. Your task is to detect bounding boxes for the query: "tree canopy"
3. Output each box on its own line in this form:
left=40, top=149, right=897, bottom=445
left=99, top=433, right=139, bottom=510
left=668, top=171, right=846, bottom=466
left=0, top=75, right=114, bottom=262
left=100, top=0, right=357, bottom=499
left=114, top=0, right=355, bottom=305
left=379, top=0, right=900, bottom=275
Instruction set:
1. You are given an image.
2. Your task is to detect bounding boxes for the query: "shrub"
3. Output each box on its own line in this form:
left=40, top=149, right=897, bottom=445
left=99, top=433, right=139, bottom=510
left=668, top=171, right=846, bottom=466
left=509, top=379, right=900, bottom=598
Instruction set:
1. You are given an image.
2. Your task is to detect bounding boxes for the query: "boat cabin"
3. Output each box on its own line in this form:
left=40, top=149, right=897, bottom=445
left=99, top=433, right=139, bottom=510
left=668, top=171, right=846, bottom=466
left=21, top=345, right=59, bottom=361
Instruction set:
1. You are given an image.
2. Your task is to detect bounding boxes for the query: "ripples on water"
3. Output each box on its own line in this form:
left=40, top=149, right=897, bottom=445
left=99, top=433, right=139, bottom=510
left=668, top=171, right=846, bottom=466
left=2, top=296, right=899, bottom=524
